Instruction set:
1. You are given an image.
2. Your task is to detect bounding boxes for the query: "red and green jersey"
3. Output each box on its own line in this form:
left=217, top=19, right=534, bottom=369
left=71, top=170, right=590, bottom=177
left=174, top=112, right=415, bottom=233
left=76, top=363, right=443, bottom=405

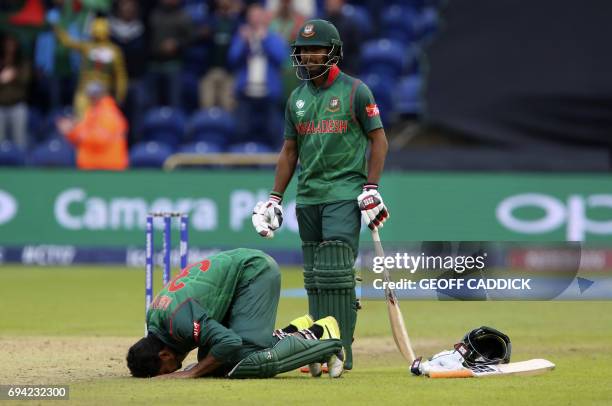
left=146, top=248, right=275, bottom=359
left=284, top=65, right=383, bottom=204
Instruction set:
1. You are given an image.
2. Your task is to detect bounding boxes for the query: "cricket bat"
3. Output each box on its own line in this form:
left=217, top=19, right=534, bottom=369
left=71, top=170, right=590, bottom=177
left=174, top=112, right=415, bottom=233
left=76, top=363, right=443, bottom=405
left=371, top=229, right=416, bottom=363
left=428, top=359, right=555, bottom=378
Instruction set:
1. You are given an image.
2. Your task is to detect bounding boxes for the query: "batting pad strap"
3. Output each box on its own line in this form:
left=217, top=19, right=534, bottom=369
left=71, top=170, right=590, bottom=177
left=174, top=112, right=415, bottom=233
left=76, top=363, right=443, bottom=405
left=227, top=336, right=342, bottom=379
left=313, top=268, right=355, bottom=289
left=314, top=241, right=355, bottom=270
left=303, top=242, right=318, bottom=290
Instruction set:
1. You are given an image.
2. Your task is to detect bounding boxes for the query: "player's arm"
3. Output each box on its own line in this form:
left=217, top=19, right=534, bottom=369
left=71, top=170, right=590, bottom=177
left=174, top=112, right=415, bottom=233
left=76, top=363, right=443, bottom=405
left=52, top=25, right=85, bottom=52
left=272, top=139, right=298, bottom=195
left=355, top=83, right=389, bottom=230
left=158, top=352, right=223, bottom=379
left=252, top=103, right=298, bottom=238
left=174, top=319, right=242, bottom=378
left=366, top=128, right=388, bottom=185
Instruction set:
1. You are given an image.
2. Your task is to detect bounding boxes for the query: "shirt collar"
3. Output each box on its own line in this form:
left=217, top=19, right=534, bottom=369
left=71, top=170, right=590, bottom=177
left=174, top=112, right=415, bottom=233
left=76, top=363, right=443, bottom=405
left=309, top=65, right=341, bottom=90
left=323, top=65, right=341, bottom=88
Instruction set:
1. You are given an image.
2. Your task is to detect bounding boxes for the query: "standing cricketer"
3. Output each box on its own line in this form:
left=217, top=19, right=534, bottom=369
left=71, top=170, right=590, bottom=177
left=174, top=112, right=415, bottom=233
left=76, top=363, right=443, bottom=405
left=127, top=248, right=344, bottom=378
left=252, top=19, right=390, bottom=370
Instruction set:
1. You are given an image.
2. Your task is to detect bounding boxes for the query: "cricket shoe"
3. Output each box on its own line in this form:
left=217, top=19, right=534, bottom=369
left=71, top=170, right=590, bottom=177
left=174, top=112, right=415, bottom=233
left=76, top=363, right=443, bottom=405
left=309, top=316, right=345, bottom=378
left=288, top=314, right=314, bottom=331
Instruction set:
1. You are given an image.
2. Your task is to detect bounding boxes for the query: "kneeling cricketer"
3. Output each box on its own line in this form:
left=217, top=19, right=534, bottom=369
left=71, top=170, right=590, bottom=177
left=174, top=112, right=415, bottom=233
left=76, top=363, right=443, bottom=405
left=127, top=248, right=344, bottom=379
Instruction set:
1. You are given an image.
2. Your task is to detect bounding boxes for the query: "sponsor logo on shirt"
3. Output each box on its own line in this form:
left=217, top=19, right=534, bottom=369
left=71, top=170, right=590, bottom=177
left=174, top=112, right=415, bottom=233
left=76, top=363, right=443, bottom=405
left=301, top=24, right=315, bottom=38
left=295, top=120, right=348, bottom=135
left=151, top=295, right=173, bottom=310
left=193, top=321, right=201, bottom=341
left=365, top=103, right=380, bottom=118
left=326, top=96, right=340, bottom=112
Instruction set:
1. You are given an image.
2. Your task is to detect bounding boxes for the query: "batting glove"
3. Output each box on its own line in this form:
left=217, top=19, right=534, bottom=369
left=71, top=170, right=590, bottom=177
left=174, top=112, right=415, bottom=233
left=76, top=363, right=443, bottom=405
left=357, top=183, right=390, bottom=231
left=411, top=349, right=466, bottom=376
left=252, top=192, right=284, bottom=239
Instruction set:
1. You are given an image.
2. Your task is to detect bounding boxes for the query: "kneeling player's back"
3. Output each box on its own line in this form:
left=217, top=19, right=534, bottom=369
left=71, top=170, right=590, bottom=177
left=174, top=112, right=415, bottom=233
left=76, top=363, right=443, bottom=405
left=148, top=249, right=277, bottom=322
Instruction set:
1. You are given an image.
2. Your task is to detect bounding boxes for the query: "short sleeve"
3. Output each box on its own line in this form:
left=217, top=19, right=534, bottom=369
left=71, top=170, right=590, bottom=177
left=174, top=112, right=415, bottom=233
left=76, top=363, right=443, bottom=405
left=354, top=82, right=384, bottom=133
left=199, top=318, right=243, bottom=362
left=284, top=101, right=297, bottom=139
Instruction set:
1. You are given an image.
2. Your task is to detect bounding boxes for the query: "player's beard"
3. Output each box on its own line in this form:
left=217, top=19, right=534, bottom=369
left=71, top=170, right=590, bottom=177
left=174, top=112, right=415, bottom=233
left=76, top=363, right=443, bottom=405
left=297, top=63, right=331, bottom=81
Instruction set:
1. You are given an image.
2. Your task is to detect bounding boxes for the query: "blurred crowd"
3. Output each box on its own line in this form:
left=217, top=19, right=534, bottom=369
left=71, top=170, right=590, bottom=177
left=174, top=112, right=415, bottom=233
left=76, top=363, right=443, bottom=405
left=0, top=0, right=440, bottom=169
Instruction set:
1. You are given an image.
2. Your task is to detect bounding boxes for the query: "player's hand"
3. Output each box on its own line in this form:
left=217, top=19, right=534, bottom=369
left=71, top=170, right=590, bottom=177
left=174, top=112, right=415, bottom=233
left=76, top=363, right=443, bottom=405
left=252, top=193, right=284, bottom=239
left=357, top=184, right=389, bottom=231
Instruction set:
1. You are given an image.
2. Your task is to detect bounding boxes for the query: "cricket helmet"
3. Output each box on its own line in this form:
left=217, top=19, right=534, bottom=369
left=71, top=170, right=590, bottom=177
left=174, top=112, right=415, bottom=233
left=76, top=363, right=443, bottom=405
left=291, top=19, right=343, bottom=80
left=456, top=326, right=512, bottom=366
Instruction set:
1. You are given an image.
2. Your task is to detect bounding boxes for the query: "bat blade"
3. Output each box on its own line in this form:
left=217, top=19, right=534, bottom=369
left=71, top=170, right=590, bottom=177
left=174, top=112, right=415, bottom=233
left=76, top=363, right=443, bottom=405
left=371, top=229, right=416, bottom=363
left=386, top=293, right=417, bottom=363
left=428, top=359, right=555, bottom=378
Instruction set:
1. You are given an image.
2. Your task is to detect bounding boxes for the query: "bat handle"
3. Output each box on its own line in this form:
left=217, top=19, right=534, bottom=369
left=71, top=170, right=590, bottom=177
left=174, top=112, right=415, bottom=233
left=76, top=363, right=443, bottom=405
left=371, top=229, right=385, bottom=258
left=371, top=228, right=380, bottom=242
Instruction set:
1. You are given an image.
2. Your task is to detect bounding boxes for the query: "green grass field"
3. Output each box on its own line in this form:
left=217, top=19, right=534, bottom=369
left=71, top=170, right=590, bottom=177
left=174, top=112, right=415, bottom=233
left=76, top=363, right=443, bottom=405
left=1, top=266, right=611, bottom=405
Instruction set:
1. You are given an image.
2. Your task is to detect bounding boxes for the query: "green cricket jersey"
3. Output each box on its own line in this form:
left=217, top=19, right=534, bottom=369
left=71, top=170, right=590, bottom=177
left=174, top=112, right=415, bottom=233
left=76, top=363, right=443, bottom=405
left=146, top=248, right=276, bottom=360
left=284, top=65, right=383, bottom=204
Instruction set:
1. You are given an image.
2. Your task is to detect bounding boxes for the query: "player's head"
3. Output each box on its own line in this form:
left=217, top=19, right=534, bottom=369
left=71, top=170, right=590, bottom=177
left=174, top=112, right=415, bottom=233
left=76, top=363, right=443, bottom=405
left=126, top=334, right=184, bottom=377
left=90, top=18, right=109, bottom=41
left=291, top=19, right=343, bottom=81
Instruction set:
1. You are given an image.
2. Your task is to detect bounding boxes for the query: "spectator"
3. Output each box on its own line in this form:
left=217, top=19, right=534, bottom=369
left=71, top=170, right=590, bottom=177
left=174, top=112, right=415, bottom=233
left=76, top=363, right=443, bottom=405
left=269, top=0, right=305, bottom=100
left=324, top=0, right=361, bottom=75
left=228, top=4, right=287, bottom=146
left=109, top=0, right=148, bottom=144
left=147, top=0, right=194, bottom=108
left=269, top=0, right=305, bottom=41
left=198, top=0, right=241, bottom=111
left=56, top=81, right=128, bottom=170
left=266, top=0, right=315, bottom=19
left=0, top=32, right=31, bottom=149
left=53, top=17, right=128, bottom=118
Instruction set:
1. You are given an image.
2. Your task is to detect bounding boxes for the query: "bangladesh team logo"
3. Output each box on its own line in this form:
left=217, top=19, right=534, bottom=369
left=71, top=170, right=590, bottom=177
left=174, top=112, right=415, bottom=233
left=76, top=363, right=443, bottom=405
left=327, top=96, right=341, bottom=112
left=296, top=99, right=305, bottom=109
left=302, top=24, right=315, bottom=37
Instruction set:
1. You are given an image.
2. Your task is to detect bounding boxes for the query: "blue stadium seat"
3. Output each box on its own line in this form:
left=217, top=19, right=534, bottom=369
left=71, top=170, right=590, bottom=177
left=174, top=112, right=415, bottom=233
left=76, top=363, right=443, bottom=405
left=181, top=72, right=200, bottom=114
left=393, top=74, right=423, bottom=116
left=178, top=141, right=224, bottom=154
left=140, top=107, right=186, bottom=148
left=187, top=108, right=235, bottom=147
left=39, top=106, right=73, bottom=141
left=28, top=138, right=75, bottom=167
left=380, top=5, right=420, bottom=43
left=27, top=108, right=43, bottom=144
left=228, top=142, right=273, bottom=154
left=388, top=0, right=426, bottom=11
left=183, top=0, right=209, bottom=25
left=0, top=141, right=26, bottom=166
left=362, top=73, right=394, bottom=126
left=419, top=6, right=439, bottom=42
left=129, top=141, right=174, bottom=168
left=360, top=39, right=406, bottom=78
left=342, top=4, right=373, bottom=37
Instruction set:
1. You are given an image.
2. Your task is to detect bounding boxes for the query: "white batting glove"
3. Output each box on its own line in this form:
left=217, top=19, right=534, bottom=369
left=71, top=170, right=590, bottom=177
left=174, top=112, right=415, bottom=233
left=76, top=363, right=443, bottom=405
left=251, top=193, right=284, bottom=239
left=357, top=184, right=389, bottom=231
left=413, top=350, right=466, bottom=376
